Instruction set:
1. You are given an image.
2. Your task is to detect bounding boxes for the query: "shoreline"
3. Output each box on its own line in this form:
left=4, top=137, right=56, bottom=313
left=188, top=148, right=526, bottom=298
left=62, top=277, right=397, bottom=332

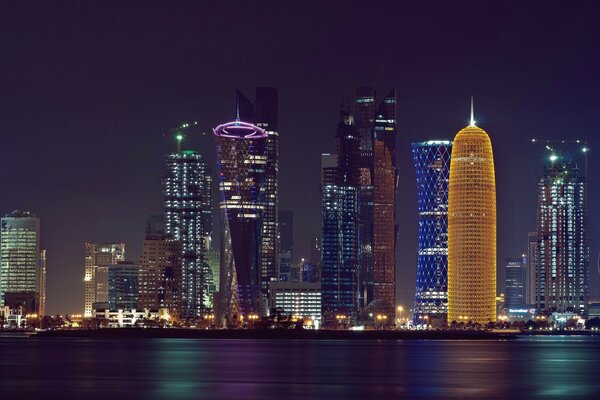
left=28, top=328, right=518, bottom=340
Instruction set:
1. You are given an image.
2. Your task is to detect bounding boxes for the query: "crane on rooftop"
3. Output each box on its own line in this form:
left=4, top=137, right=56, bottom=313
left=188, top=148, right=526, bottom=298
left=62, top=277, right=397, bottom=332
left=163, top=121, right=209, bottom=153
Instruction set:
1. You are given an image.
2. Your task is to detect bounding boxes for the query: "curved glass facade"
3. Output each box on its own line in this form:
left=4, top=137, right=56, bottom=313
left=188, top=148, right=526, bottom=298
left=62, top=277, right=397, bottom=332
left=411, top=141, right=451, bottom=324
left=214, top=121, right=267, bottom=324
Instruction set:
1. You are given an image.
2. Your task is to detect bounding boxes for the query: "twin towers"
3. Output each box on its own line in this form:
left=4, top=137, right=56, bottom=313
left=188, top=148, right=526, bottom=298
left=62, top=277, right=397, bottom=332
left=415, top=99, right=497, bottom=325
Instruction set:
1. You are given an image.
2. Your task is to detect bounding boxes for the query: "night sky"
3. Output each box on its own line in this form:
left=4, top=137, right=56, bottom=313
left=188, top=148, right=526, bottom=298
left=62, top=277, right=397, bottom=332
left=1, top=1, right=599, bottom=314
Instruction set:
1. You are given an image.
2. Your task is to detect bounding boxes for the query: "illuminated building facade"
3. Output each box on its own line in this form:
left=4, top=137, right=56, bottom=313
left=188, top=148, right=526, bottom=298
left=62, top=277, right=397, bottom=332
left=0, top=211, right=44, bottom=315
left=108, top=262, right=139, bottom=311
left=84, top=242, right=125, bottom=317
left=536, top=157, right=588, bottom=316
left=527, top=232, right=538, bottom=306
left=269, top=281, right=322, bottom=326
left=138, top=234, right=182, bottom=316
left=411, top=141, right=451, bottom=323
left=236, top=88, right=279, bottom=313
left=353, top=87, right=376, bottom=310
left=163, top=150, right=213, bottom=318
left=214, top=120, right=267, bottom=323
left=38, top=249, right=46, bottom=316
left=351, top=88, right=397, bottom=322
left=321, top=108, right=361, bottom=325
left=371, top=90, right=397, bottom=321
left=505, top=257, right=526, bottom=308
left=447, top=110, right=497, bottom=324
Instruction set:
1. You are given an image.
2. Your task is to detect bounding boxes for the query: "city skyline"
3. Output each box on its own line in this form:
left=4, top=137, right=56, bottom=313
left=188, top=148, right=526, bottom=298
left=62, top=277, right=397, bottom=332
left=1, top=2, right=599, bottom=315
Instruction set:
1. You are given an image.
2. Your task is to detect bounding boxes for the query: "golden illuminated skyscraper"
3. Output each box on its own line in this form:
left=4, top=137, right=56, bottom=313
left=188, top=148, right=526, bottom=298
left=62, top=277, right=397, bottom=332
left=447, top=100, right=496, bottom=324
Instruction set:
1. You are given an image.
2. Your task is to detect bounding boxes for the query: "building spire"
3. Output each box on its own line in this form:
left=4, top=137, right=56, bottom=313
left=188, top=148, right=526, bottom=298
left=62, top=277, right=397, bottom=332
left=469, top=96, right=476, bottom=127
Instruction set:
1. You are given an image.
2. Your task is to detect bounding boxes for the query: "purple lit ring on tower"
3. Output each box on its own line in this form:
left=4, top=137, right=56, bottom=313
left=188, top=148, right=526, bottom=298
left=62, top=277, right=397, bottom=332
left=213, top=121, right=266, bottom=139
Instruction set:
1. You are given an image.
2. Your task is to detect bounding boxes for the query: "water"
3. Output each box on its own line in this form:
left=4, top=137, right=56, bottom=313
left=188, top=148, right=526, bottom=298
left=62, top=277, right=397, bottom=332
left=1, top=334, right=599, bottom=399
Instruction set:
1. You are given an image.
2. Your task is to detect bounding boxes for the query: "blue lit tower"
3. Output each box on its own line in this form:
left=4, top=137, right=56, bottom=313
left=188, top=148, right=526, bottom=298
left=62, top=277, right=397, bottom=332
left=321, top=108, right=361, bottom=326
left=162, top=151, right=213, bottom=318
left=214, top=120, right=267, bottom=323
left=411, top=141, right=452, bottom=324
left=536, top=156, right=589, bottom=316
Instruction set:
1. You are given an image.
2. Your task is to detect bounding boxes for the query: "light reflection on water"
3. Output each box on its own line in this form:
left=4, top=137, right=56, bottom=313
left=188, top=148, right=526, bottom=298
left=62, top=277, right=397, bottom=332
left=0, top=335, right=599, bottom=399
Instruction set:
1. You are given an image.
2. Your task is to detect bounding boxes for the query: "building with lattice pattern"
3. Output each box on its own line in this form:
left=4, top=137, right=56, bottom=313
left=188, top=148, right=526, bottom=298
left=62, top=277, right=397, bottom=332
left=447, top=115, right=496, bottom=324
left=411, top=141, right=451, bottom=324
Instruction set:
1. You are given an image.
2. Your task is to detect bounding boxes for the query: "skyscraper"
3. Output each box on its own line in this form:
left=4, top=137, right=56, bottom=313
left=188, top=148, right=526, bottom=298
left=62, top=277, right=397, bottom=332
left=39, top=249, right=46, bottom=316
left=371, top=90, right=397, bottom=321
left=321, top=107, right=362, bottom=326
left=84, top=242, right=125, bottom=317
left=527, top=232, right=538, bottom=306
left=411, top=141, right=452, bottom=324
left=235, top=88, right=280, bottom=313
left=447, top=104, right=497, bottom=324
left=536, top=156, right=589, bottom=316
left=214, top=119, right=267, bottom=323
left=255, top=88, right=279, bottom=311
left=162, top=150, right=213, bottom=318
left=353, top=88, right=376, bottom=310
left=351, top=88, right=397, bottom=323
left=505, top=257, right=526, bottom=308
left=108, top=261, right=139, bottom=311
left=0, top=211, right=44, bottom=315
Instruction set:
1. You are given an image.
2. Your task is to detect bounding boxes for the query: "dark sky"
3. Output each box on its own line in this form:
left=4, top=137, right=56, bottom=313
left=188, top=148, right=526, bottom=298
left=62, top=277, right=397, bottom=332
left=1, top=1, right=600, bottom=314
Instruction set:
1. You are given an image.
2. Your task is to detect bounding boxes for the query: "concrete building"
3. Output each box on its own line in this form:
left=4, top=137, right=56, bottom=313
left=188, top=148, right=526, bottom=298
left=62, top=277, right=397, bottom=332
left=84, top=243, right=125, bottom=317
left=269, top=281, right=322, bottom=326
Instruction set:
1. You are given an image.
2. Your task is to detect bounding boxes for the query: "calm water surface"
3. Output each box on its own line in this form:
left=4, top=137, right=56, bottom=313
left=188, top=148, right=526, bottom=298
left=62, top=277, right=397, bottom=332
left=0, top=334, right=599, bottom=399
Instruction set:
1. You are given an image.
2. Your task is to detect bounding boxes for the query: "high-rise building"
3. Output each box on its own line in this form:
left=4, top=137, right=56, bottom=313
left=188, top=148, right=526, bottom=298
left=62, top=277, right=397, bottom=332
left=38, top=250, right=46, bottom=316
left=321, top=107, right=362, bottom=326
left=162, top=150, right=213, bottom=318
left=138, top=232, right=182, bottom=316
left=527, top=232, right=538, bottom=306
left=214, top=119, right=267, bottom=323
left=353, top=88, right=376, bottom=311
left=505, top=257, right=526, bottom=308
left=255, top=88, right=279, bottom=311
left=536, top=156, right=589, bottom=316
left=447, top=104, right=497, bottom=324
left=0, top=211, right=43, bottom=315
left=225, top=88, right=279, bottom=315
left=371, top=90, right=397, bottom=321
left=350, top=88, right=397, bottom=322
left=108, top=262, right=139, bottom=311
left=84, top=243, right=125, bottom=317
left=411, top=141, right=452, bottom=324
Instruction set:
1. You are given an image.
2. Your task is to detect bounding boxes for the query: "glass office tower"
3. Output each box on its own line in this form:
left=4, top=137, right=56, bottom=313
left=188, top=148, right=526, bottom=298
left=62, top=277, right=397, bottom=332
left=411, top=141, right=451, bottom=324
left=163, top=151, right=213, bottom=318
left=214, top=120, right=267, bottom=324
left=321, top=108, right=361, bottom=326
left=0, top=211, right=42, bottom=315
left=536, top=157, right=588, bottom=316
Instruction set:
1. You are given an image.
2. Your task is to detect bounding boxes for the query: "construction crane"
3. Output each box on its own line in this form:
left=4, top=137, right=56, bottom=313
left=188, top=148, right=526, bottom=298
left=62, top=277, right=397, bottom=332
left=163, top=121, right=208, bottom=153
left=530, top=138, right=600, bottom=180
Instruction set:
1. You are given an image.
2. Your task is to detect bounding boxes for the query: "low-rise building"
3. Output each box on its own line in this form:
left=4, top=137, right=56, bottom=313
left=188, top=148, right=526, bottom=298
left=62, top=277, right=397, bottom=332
left=269, top=281, right=321, bottom=327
